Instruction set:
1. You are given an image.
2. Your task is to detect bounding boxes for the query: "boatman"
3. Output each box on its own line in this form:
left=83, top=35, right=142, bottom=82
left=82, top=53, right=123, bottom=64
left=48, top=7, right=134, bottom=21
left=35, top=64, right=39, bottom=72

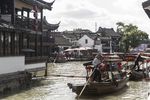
left=92, top=53, right=104, bottom=82
left=132, top=53, right=145, bottom=71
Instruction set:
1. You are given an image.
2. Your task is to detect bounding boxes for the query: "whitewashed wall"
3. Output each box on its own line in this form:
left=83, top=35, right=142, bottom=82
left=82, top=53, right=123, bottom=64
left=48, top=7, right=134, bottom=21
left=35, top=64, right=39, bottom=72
left=78, top=35, right=94, bottom=48
left=0, top=56, right=25, bottom=74
left=0, top=56, right=46, bottom=74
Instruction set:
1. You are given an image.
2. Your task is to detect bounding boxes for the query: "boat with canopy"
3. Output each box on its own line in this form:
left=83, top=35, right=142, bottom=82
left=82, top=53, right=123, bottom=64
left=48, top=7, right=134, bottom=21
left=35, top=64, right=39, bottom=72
left=67, top=54, right=129, bottom=96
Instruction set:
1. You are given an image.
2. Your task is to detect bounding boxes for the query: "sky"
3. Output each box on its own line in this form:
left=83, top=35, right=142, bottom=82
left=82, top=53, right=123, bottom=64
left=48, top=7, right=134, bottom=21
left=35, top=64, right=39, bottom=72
left=44, top=0, right=150, bottom=34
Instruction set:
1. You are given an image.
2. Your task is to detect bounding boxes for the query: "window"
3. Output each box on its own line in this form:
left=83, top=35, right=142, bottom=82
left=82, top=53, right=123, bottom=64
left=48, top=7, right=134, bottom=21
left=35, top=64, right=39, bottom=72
left=85, top=39, right=88, bottom=44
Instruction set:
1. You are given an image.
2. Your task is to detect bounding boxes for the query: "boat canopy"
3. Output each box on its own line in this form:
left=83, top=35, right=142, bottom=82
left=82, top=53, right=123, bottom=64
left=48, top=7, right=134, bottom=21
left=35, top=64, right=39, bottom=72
left=64, top=47, right=92, bottom=51
left=103, top=54, right=122, bottom=62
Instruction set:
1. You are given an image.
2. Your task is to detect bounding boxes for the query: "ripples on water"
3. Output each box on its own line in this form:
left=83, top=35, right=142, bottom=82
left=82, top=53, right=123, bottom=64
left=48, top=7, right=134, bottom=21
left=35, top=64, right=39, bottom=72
left=2, top=62, right=150, bottom=100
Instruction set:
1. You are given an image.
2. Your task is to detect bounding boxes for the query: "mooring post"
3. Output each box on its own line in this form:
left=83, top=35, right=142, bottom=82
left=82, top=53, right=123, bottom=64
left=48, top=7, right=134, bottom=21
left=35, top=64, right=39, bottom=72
left=44, top=61, right=48, bottom=77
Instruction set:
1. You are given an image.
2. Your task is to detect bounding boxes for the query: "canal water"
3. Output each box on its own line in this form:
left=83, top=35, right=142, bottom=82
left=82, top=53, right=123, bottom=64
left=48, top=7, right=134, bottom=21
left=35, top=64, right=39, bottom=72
left=2, top=62, right=150, bottom=100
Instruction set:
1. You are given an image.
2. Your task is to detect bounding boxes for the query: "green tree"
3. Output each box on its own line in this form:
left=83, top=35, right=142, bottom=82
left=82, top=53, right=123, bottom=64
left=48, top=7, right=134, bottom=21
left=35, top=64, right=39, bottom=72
left=116, top=22, right=149, bottom=52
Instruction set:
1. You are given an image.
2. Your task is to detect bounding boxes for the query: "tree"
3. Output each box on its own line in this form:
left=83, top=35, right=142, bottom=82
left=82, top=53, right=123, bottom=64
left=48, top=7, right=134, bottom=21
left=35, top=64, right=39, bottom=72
left=116, top=22, right=125, bottom=34
left=116, top=22, right=149, bottom=52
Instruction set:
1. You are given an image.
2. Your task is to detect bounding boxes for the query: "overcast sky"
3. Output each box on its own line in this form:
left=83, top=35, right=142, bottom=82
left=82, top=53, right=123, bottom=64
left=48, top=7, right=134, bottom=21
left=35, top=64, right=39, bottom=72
left=44, top=0, right=150, bottom=34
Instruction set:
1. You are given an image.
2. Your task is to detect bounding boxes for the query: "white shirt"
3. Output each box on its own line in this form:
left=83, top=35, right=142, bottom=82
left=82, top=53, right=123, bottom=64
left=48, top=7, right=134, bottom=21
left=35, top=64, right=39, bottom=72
left=92, top=58, right=101, bottom=67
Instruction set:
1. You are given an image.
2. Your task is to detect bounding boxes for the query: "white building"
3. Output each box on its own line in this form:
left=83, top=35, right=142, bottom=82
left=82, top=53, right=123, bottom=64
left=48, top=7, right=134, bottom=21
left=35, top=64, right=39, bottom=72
left=78, top=34, right=94, bottom=48
left=77, top=34, right=102, bottom=52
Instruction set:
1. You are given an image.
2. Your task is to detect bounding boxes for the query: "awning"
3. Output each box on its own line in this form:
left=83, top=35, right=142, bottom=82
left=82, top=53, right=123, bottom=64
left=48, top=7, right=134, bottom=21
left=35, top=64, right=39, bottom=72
left=64, top=47, right=92, bottom=51
left=64, top=48, right=74, bottom=51
left=78, top=47, right=92, bottom=50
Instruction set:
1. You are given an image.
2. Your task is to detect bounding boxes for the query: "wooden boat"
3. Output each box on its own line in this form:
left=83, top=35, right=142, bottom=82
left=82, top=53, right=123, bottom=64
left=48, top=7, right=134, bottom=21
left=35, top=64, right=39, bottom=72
left=68, top=75, right=128, bottom=95
left=67, top=54, right=129, bottom=96
left=129, top=70, right=144, bottom=81
left=128, top=56, right=150, bottom=81
left=124, top=53, right=136, bottom=61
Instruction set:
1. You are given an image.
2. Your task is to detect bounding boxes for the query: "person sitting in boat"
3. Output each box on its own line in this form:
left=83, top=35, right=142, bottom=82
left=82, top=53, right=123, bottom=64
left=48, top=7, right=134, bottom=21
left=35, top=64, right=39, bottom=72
left=92, top=53, right=104, bottom=82
left=132, top=53, right=145, bottom=71
left=117, top=62, right=122, bottom=71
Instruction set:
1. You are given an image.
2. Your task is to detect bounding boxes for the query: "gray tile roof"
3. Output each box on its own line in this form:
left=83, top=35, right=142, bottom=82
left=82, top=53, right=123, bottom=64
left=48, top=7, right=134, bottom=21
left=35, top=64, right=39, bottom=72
left=20, top=0, right=55, bottom=10
left=142, top=0, right=150, bottom=8
left=63, top=31, right=97, bottom=41
left=55, top=35, right=73, bottom=46
left=142, top=0, right=150, bottom=19
left=97, top=27, right=121, bottom=37
left=43, top=17, right=60, bottom=32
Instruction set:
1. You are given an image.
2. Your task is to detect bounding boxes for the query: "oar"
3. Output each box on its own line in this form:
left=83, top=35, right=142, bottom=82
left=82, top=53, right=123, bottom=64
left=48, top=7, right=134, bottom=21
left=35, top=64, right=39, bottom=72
left=77, top=68, right=95, bottom=99
left=53, top=53, right=58, bottom=63
left=53, top=57, right=57, bottom=63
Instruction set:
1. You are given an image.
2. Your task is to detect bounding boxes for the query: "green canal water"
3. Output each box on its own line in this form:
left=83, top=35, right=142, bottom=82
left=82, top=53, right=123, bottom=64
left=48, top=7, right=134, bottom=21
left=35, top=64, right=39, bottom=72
left=1, top=62, right=150, bottom=100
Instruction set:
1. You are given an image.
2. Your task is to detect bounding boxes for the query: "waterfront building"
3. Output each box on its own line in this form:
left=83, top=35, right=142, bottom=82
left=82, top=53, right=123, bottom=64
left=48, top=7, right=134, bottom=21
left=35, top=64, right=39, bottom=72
left=0, top=0, right=59, bottom=63
left=62, top=28, right=121, bottom=53
left=49, top=32, right=72, bottom=53
left=63, top=29, right=94, bottom=48
left=78, top=34, right=95, bottom=48
left=96, top=27, right=121, bottom=53
left=0, top=0, right=59, bottom=93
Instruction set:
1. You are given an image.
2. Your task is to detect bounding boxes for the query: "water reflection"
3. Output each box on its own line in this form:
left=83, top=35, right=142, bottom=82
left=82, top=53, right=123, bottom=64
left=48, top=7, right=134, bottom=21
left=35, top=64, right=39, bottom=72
left=2, top=62, right=150, bottom=100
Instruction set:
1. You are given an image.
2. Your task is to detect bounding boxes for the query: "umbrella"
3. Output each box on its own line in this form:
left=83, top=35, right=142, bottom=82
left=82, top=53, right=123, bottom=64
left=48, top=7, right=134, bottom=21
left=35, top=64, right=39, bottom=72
left=78, top=47, right=92, bottom=50
left=85, top=47, right=92, bottom=50
left=64, top=48, right=74, bottom=51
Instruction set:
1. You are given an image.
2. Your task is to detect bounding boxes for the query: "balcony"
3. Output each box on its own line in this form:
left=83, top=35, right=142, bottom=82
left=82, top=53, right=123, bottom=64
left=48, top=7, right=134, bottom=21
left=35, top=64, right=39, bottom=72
left=15, top=15, right=42, bottom=32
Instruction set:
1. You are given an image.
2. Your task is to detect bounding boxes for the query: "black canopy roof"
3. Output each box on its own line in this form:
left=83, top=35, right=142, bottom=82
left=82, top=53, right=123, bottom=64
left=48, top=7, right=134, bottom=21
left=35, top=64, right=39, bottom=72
left=142, top=0, right=150, bottom=19
left=43, top=17, right=60, bottom=31
left=20, top=0, right=55, bottom=10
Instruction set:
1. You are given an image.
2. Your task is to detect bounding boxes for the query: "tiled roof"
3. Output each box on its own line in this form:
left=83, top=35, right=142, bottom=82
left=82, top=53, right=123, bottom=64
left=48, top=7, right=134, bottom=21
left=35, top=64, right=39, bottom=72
left=55, top=35, right=73, bottom=46
left=20, top=0, right=55, bottom=10
left=142, top=0, right=150, bottom=8
left=97, top=27, right=121, bottom=37
left=63, top=33, right=78, bottom=41
left=85, top=33, right=97, bottom=40
left=43, top=18, right=60, bottom=31
left=63, top=32, right=97, bottom=41
left=142, top=0, right=150, bottom=19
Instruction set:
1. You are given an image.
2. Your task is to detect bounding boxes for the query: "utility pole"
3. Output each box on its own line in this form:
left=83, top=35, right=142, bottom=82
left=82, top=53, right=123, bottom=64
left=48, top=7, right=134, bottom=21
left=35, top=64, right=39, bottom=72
left=95, top=22, right=97, bottom=32
left=110, top=37, right=112, bottom=53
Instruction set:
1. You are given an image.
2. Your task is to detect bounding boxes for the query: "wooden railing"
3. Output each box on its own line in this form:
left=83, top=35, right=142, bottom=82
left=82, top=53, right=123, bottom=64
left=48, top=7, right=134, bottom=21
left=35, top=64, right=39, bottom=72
left=15, top=15, right=42, bottom=32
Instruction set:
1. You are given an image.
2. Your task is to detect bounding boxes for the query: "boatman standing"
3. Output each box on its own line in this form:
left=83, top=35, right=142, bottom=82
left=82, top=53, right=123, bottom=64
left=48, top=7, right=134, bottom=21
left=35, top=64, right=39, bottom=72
left=92, top=53, right=104, bottom=82
left=132, top=53, right=145, bottom=71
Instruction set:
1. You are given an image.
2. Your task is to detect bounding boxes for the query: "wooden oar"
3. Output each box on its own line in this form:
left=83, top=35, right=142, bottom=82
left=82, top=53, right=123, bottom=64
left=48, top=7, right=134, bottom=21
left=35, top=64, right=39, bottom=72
left=77, top=68, right=95, bottom=99
left=53, top=57, right=57, bottom=63
left=53, top=53, right=58, bottom=63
